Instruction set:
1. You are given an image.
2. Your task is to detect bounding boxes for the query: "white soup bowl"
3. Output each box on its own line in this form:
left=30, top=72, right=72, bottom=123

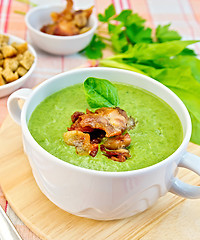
left=7, top=68, right=200, bottom=220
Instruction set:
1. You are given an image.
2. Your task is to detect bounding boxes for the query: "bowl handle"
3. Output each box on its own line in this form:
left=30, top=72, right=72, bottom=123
left=7, top=88, right=33, bottom=125
left=170, top=152, right=200, bottom=198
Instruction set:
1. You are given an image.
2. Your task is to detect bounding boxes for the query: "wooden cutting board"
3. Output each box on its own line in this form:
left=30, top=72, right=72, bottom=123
left=0, top=115, right=200, bottom=240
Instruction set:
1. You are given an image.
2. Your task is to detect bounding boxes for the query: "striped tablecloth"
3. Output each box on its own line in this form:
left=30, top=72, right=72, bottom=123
left=0, top=0, right=200, bottom=239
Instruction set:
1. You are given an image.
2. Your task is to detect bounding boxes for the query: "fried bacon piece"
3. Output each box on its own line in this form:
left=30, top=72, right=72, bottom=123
left=68, top=107, right=128, bottom=137
left=95, top=107, right=128, bottom=136
left=102, top=133, right=131, bottom=150
left=40, top=0, right=93, bottom=36
left=63, top=130, right=99, bottom=157
left=51, top=0, right=74, bottom=22
left=71, top=111, right=85, bottom=123
left=64, top=107, right=135, bottom=161
left=100, top=145, right=131, bottom=162
left=53, top=21, right=80, bottom=36
left=89, top=143, right=99, bottom=157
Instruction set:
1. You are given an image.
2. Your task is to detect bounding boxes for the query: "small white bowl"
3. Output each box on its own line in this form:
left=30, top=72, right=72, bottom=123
left=0, top=33, right=37, bottom=98
left=25, top=4, right=98, bottom=55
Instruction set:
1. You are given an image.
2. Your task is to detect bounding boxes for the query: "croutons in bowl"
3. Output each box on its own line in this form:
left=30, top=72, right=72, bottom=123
left=0, top=33, right=37, bottom=98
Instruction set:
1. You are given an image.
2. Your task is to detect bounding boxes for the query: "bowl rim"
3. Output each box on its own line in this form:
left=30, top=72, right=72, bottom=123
left=0, top=33, right=37, bottom=90
left=21, top=67, right=192, bottom=177
left=25, top=4, right=98, bottom=40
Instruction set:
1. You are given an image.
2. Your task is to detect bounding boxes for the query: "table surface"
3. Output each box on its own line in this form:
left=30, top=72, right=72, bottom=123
left=0, top=0, right=200, bottom=239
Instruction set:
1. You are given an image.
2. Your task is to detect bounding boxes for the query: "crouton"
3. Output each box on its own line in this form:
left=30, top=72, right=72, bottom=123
left=11, top=42, right=28, bottom=54
left=3, top=58, right=19, bottom=72
left=0, top=74, right=5, bottom=86
left=0, top=53, right=3, bottom=59
left=0, top=34, right=9, bottom=46
left=2, top=68, right=19, bottom=82
left=16, top=66, right=27, bottom=77
left=20, top=51, right=34, bottom=70
left=2, top=45, right=17, bottom=58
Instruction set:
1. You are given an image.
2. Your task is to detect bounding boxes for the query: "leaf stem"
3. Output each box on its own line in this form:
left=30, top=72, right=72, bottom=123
left=14, top=10, right=26, bottom=15
left=98, top=35, right=111, bottom=42
left=15, top=0, right=37, bottom=7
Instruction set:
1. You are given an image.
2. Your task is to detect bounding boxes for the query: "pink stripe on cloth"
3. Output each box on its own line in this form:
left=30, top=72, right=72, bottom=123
left=4, top=0, right=12, bottom=32
left=126, top=0, right=131, bottom=9
left=119, top=0, right=123, bottom=10
left=0, top=0, right=4, bottom=19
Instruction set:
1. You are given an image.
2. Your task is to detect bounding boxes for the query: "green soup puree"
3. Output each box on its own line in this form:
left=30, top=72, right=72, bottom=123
left=28, top=83, right=183, bottom=172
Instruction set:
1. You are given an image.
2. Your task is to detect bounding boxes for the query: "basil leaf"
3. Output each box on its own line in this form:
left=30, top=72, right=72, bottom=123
left=84, top=77, right=119, bottom=108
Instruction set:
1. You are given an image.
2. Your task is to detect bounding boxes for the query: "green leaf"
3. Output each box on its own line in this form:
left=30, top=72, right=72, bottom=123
left=109, top=40, right=199, bottom=62
left=179, top=48, right=197, bottom=56
left=114, top=10, right=132, bottom=22
left=99, top=59, right=147, bottom=75
left=108, top=24, right=129, bottom=53
left=126, top=13, right=146, bottom=27
left=98, top=4, right=116, bottom=22
left=115, top=11, right=146, bottom=27
left=153, top=55, right=200, bottom=83
left=126, top=24, right=152, bottom=44
left=83, top=35, right=106, bottom=59
left=153, top=67, right=200, bottom=144
left=156, top=24, right=181, bottom=42
left=111, top=31, right=129, bottom=53
left=84, top=77, right=120, bottom=108
left=130, top=63, right=162, bottom=77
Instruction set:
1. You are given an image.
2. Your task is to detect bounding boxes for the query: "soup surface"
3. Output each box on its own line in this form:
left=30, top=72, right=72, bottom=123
left=28, top=83, right=183, bottom=172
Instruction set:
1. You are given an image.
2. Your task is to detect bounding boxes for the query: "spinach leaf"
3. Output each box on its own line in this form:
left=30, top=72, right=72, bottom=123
left=84, top=77, right=119, bottom=108
left=153, top=55, right=200, bottom=83
left=109, top=40, right=199, bottom=61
